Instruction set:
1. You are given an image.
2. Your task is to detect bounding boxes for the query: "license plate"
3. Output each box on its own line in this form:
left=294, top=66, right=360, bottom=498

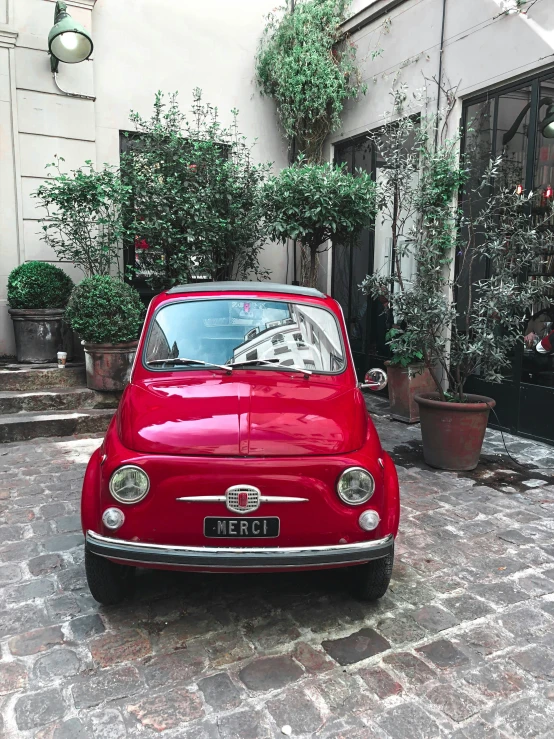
left=204, top=517, right=279, bottom=538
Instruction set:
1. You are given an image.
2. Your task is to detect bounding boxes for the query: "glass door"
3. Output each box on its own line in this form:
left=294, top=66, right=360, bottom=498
left=462, top=70, right=554, bottom=444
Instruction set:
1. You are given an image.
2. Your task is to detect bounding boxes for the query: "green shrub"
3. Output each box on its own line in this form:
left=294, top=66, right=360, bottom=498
left=65, top=276, right=144, bottom=344
left=7, top=261, right=74, bottom=309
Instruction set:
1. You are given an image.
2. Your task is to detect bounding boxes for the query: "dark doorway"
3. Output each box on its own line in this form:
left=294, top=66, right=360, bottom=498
left=332, top=136, right=390, bottom=379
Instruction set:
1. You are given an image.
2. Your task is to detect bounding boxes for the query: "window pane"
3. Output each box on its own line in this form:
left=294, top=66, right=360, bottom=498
left=496, top=86, right=532, bottom=189
left=458, top=100, right=496, bottom=332
left=523, top=76, right=554, bottom=388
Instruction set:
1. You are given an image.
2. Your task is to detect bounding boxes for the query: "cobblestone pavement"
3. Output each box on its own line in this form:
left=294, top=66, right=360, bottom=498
left=1, top=401, right=554, bottom=739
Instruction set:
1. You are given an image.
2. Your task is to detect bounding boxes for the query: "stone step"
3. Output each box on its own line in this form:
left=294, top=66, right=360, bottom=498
left=0, top=387, right=120, bottom=415
left=0, top=363, right=86, bottom=391
left=0, top=409, right=115, bottom=444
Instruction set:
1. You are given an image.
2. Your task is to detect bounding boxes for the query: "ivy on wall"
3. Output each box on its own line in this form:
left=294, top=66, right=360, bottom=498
left=256, top=0, right=366, bottom=163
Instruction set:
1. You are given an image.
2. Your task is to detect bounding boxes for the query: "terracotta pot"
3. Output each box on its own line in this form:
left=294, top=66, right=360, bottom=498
left=414, top=393, right=495, bottom=471
left=83, top=341, right=138, bottom=392
left=8, top=308, right=73, bottom=364
left=385, top=362, right=437, bottom=423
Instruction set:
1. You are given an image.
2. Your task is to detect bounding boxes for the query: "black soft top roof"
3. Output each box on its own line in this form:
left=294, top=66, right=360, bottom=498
left=166, top=281, right=326, bottom=299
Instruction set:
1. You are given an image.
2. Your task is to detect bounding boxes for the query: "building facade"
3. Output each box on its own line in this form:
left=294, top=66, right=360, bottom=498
left=321, top=0, right=554, bottom=444
left=1, top=0, right=553, bottom=441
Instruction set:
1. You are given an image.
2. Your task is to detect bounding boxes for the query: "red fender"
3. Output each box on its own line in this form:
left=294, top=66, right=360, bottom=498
left=81, top=446, right=102, bottom=535
left=382, top=451, right=400, bottom=537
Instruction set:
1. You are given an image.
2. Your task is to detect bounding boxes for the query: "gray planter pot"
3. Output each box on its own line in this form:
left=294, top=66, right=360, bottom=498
left=83, top=340, right=138, bottom=391
left=8, top=308, right=73, bottom=364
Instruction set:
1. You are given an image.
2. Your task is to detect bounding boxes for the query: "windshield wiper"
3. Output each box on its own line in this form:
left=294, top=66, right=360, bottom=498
left=148, top=357, right=232, bottom=373
left=228, top=358, right=312, bottom=377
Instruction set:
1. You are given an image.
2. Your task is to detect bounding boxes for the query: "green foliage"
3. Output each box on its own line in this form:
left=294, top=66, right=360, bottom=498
left=362, top=98, right=554, bottom=402
left=385, top=330, right=423, bottom=367
left=7, top=261, right=74, bottom=309
left=122, top=90, right=271, bottom=292
left=263, top=155, right=376, bottom=286
left=33, top=159, right=131, bottom=277
left=256, top=0, right=366, bottom=162
left=65, top=276, right=144, bottom=344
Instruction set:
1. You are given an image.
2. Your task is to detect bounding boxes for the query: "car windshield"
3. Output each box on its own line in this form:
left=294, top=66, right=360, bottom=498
left=144, top=299, right=345, bottom=373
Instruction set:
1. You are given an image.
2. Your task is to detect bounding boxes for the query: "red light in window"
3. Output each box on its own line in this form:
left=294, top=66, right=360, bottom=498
left=545, top=185, right=553, bottom=200
left=516, top=184, right=523, bottom=195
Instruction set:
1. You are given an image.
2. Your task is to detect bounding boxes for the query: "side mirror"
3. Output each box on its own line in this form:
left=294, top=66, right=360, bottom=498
left=359, top=367, right=388, bottom=392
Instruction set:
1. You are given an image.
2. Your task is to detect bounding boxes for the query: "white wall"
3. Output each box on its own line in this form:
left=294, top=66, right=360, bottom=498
left=0, top=0, right=289, bottom=355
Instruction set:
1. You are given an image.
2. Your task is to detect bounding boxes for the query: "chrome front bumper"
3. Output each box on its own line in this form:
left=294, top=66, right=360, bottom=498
left=86, top=530, right=394, bottom=569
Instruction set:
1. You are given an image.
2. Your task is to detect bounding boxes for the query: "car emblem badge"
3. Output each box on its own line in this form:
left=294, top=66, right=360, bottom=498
left=225, top=485, right=261, bottom=514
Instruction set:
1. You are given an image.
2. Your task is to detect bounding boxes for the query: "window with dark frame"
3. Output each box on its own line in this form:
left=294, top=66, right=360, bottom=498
left=460, top=69, right=554, bottom=398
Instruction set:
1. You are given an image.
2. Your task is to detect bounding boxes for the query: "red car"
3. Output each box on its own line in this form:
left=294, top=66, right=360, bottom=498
left=82, top=282, right=400, bottom=604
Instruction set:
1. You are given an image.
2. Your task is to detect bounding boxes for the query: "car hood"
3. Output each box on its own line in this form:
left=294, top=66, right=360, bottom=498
left=118, top=376, right=367, bottom=456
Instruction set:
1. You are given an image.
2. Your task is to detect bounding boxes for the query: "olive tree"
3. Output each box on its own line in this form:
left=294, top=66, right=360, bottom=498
left=362, top=114, right=554, bottom=402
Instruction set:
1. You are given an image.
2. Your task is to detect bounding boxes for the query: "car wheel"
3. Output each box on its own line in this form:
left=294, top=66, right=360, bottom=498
left=349, top=550, right=394, bottom=601
left=85, top=549, right=135, bottom=605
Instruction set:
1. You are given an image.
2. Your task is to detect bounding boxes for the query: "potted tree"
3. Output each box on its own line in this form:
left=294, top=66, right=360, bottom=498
left=364, top=115, right=554, bottom=470
left=7, top=261, right=74, bottom=363
left=263, top=156, right=376, bottom=288
left=65, top=276, right=144, bottom=391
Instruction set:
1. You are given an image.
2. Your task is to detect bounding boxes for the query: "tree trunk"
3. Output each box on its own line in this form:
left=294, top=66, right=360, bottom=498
left=308, top=246, right=317, bottom=288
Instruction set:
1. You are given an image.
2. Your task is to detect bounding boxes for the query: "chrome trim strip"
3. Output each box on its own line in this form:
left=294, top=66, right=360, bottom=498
left=176, top=495, right=309, bottom=503
left=86, top=531, right=394, bottom=569
left=88, top=555, right=376, bottom=570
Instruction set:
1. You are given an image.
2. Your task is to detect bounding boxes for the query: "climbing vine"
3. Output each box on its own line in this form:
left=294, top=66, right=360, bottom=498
left=256, top=0, right=366, bottom=163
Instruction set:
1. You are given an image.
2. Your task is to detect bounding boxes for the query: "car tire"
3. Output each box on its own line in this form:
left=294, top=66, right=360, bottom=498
left=349, top=550, right=394, bottom=601
left=85, top=549, right=135, bottom=605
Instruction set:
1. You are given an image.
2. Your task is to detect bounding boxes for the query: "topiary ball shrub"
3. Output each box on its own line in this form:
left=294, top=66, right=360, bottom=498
left=7, top=261, right=74, bottom=309
left=65, top=276, right=144, bottom=344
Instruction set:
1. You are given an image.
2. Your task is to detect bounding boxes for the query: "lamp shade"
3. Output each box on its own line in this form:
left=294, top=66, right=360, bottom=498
left=48, top=3, right=93, bottom=64
left=542, top=104, right=554, bottom=139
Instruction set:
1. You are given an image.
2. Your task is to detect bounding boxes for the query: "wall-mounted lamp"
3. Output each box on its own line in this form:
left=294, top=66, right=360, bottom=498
left=48, top=1, right=95, bottom=100
left=541, top=103, right=554, bottom=139
left=503, top=97, right=554, bottom=145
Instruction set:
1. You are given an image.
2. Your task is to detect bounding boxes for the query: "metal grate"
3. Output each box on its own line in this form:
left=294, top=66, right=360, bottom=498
left=225, top=485, right=261, bottom=514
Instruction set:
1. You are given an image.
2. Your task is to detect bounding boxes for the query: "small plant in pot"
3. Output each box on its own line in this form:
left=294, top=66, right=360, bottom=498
left=65, top=276, right=144, bottom=391
left=7, top=261, right=74, bottom=363
left=363, top=103, right=554, bottom=470
left=383, top=332, right=436, bottom=424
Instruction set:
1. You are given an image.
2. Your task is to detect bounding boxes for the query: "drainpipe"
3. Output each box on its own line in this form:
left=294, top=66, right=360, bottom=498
left=435, top=0, right=447, bottom=148
left=291, top=0, right=299, bottom=284
left=435, top=0, right=449, bottom=394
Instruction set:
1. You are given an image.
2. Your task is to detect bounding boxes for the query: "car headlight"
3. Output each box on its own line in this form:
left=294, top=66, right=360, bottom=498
left=337, top=467, right=375, bottom=505
left=109, top=465, right=150, bottom=504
